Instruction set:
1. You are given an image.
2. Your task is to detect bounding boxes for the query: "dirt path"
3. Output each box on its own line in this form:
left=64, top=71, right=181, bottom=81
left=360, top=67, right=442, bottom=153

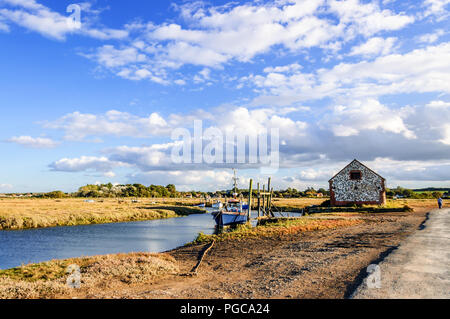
left=81, top=211, right=427, bottom=299
left=352, top=208, right=450, bottom=299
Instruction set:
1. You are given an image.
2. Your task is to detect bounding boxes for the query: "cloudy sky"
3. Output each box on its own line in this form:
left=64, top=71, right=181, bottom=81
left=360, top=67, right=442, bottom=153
left=0, top=0, right=449, bottom=192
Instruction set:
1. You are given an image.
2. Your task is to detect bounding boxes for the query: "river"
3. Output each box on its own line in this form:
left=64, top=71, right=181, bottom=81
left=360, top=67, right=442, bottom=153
left=0, top=209, right=301, bottom=270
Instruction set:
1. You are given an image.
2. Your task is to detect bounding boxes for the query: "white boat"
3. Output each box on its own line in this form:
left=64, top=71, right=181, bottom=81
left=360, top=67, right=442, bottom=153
left=212, top=199, right=248, bottom=226
left=211, top=201, right=223, bottom=209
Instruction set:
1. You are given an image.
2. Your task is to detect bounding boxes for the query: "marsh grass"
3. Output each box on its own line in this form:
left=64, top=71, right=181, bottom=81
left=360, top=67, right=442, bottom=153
left=0, top=197, right=440, bottom=230
left=0, top=198, right=204, bottom=230
left=0, top=253, right=179, bottom=299
left=271, top=198, right=325, bottom=212
left=272, top=198, right=440, bottom=212
left=191, top=217, right=363, bottom=245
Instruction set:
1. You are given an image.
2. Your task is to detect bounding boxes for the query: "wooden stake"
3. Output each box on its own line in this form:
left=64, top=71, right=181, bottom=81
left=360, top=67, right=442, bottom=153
left=267, top=178, right=271, bottom=216
left=257, top=182, right=261, bottom=218
left=248, top=179, right=253, bottom=220
left=262, top=185, right=266, bottom=217
left=270, top=187, right=274, bottom=217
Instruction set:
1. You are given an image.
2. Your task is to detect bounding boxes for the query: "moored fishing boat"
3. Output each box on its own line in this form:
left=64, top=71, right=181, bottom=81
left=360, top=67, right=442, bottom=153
left=212, top=199, right=248, bottom=226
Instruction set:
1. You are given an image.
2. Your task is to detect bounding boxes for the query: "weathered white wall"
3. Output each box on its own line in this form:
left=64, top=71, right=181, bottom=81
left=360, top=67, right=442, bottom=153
left=331, top=161, right=383, bottom=202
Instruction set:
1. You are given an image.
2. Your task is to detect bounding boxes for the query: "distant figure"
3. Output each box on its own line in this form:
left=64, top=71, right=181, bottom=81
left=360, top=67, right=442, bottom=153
left=438, top=197, right=443, bottom=209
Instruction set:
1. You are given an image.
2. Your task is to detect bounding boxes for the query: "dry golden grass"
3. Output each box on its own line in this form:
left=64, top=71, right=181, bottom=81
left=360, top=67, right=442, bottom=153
left=394, top=198, right=448, bottom=210
left=272, top=198, right=326, bottom=211
left=1, top=197, right=441, bottom=230
left=0, top=252, right=178, bottom=299
left=271, top=198, right=445, bottom=212
left=192, top=217, right=363, bottom=244
left=0, top=198, right=204, bottom=230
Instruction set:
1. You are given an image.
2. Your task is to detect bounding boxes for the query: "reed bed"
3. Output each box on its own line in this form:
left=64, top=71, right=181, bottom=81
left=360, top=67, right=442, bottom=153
left=0, top=198, right=204, bottom=230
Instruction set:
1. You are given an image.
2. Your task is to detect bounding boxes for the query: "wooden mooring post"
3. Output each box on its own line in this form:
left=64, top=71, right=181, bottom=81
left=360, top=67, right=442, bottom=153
left=248, top=179, right=253, bottom=220
left=266, top=178, right=271, bottom=216
left=252, top=177, right=275, bottom=219
left=262, top=185, right=266, bottom=216
left=257, top=182, right=261, bottom=218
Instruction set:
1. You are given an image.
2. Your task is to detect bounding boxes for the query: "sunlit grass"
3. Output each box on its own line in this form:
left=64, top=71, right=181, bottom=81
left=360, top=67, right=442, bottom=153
left=0, top=198, right=204, bottom=230
left=0, top=253, right=178, bottom=299
left=191, top=217, right=363, bottom=245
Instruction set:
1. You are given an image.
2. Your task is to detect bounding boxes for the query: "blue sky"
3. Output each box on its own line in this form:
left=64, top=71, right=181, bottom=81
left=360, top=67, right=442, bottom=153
left=0, top=0, right=449, bottom=193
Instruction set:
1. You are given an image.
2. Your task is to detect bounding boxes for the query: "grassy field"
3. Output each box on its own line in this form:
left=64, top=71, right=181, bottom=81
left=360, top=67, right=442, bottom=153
left=0, top=197, right=445, bottom=231
left=272, top=197, right=445, bottom=212
left=0, top=198, right=204, bottom=230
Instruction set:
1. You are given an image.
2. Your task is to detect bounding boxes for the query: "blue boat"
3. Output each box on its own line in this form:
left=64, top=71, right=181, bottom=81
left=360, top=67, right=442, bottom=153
left=194, top=203, right=206, bottom=208
left=212, top=199, right=248, bottom=226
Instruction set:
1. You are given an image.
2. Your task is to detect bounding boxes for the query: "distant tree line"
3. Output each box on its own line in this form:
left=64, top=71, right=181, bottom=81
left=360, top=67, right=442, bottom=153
left=386, top=186, right=448, bottom=199
left=30, top=185, right=330, bottom=199
left=32, top=183, right=179, bottom=199
left=21, top=185, right=449, bottom=199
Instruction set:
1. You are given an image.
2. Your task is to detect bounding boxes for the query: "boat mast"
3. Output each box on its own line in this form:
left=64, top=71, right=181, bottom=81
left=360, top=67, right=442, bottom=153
left=232, top=169, right=239, bottom=198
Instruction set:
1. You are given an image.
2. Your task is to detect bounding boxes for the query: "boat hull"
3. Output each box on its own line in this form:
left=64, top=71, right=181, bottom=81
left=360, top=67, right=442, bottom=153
left=213, top=211, right=248, bottom=226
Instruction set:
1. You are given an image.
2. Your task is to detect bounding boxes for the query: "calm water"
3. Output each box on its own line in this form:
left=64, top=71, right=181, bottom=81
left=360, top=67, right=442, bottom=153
left=0, top=209, right=302, bottom=270
left=0, top=213, right=216, bottom=270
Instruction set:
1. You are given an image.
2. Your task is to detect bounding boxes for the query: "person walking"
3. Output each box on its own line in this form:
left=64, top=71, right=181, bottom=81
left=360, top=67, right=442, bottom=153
left=438, top=197, right=443, bottom=209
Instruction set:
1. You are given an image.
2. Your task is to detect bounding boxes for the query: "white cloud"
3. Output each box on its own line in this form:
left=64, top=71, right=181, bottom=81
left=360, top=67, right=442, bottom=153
left=44, top=110, right=170, bottom=141
left=72, top=0, right=414, bottom=80
left=439, top=124, right=450, bottom=145
left=368, top=157, right=450, bottom=182
left=105, top=143, right=177, bottom=170
left=103, top=171, right=116, bottom=178
left=131, top=170, right=235, bottom=191
left=423, top=0, right=450, bottom=19
left=0, top=0, right=128, bottom=40
left=174, top=79, right=186, bottom=85
left=214, top=107, right=308, bottom=139
left=417, top=29, right=445, bottom=43
left=7, top=136, right=59, bottom=148
left=0, top=183, right=13, bottom=190
left=328, top=0, right=414, bottom=37
left=263, top=63, right=302, bottom=74
left=88, top=45, right=147, bottom=68
left=248, top=42, right=450, bottom=105
left=165, top=41, right=229, bottom=67
left=349, top=37, right=397, bottom=57
left=321, top=99, right=416, bottom=139
left=49, top=156, right=119, bottom=172
left=0, top=18, right=9, bottom=31
left=297, top=168, right=334, bottom=181
left=426, top=100, right=450, bottom=109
